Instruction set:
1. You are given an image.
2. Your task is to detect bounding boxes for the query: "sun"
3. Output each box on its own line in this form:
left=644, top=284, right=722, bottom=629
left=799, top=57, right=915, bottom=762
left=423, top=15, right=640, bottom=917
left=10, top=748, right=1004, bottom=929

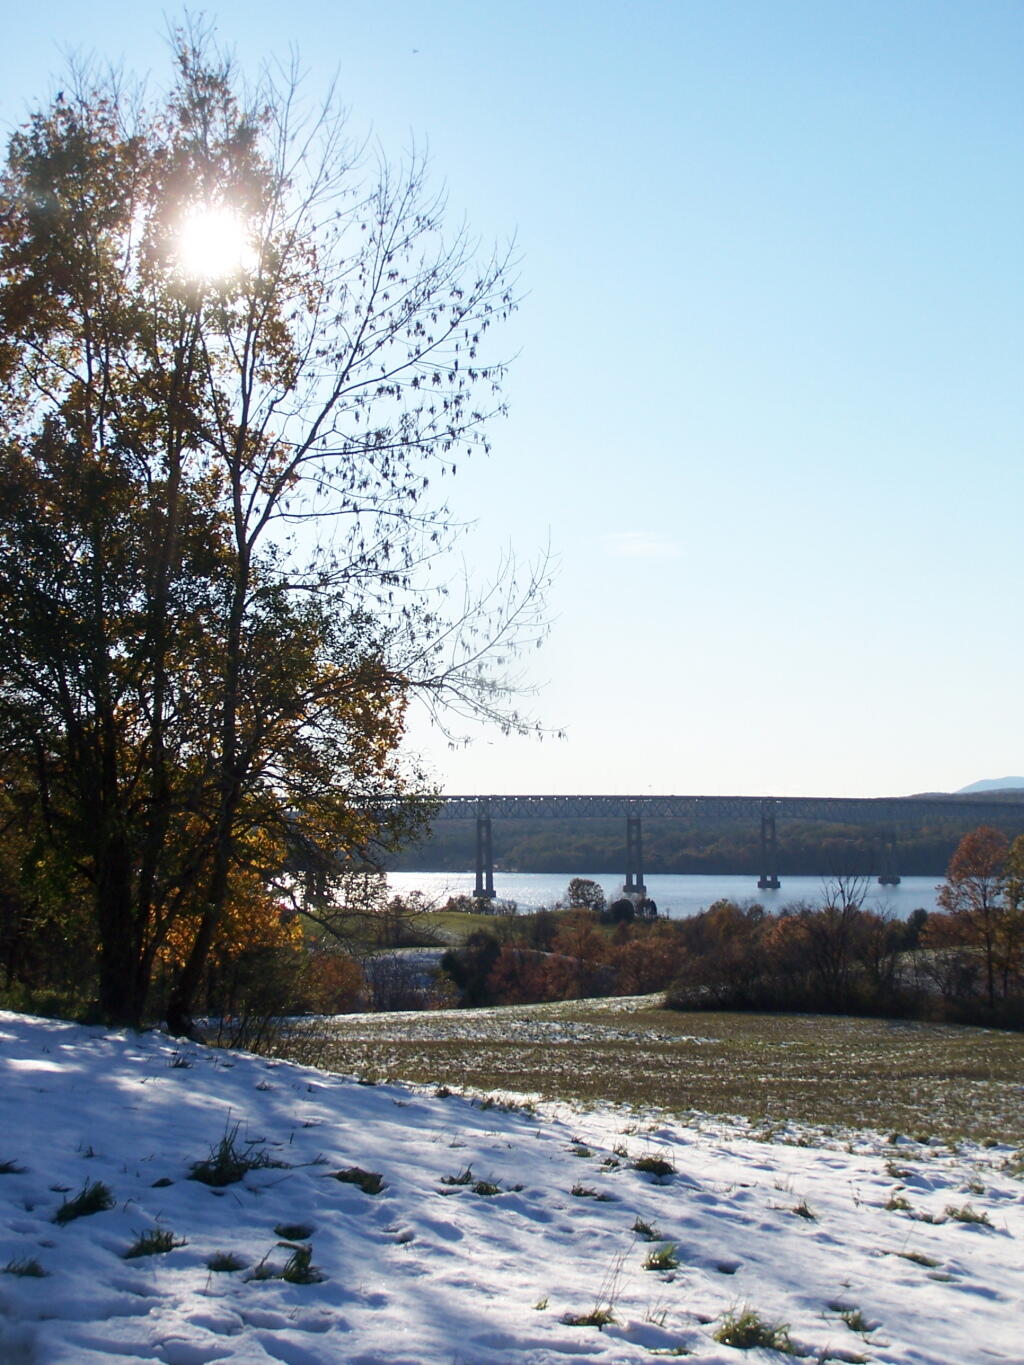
left=174, top=203, right=257, bottom=282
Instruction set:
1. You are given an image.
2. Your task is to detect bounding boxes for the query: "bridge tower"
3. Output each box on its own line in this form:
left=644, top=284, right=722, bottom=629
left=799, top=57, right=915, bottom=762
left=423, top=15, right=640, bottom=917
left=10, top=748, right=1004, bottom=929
left=877, top=829, right=901, bottom=886
left=624, top=813, right=646, bottom=896
left=473, top=813, right=496, bottom=900
left=757, top=801, right=781, bottom=890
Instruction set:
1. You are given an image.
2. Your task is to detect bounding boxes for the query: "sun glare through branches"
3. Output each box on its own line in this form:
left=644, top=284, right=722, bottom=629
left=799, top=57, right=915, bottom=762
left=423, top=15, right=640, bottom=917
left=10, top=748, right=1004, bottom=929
left=174, top=203, right=257, bottom=281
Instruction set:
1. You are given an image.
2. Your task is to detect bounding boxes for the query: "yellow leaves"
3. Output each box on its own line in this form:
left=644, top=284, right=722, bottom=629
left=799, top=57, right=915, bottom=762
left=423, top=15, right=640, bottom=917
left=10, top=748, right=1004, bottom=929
left=158, top=875, right=302, bottom=972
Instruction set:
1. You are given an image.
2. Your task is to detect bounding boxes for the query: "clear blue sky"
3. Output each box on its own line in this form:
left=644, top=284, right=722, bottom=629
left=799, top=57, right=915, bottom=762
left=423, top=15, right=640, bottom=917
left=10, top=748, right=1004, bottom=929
left=3, top=2, right=1022, bottom=798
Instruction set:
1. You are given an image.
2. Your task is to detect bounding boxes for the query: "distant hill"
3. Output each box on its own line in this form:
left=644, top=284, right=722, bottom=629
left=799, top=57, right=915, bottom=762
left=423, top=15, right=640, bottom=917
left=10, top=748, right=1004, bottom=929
left=956, top=777, right=1024, bottom=794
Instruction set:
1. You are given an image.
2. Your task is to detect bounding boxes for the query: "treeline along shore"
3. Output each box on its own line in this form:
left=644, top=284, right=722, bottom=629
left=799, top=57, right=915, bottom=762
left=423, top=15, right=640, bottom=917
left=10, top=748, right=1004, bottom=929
left=387, top=813, right=1022, bottom=877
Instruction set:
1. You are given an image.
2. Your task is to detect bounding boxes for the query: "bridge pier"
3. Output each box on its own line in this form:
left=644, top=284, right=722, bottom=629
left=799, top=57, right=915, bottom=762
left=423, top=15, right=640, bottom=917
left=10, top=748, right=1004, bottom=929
left=757, top=802, right=781, bottom=890
left=473, top=814, right=496, bottom=900
left=624, top=813, right=646, bottom=896
left=877, top=830, right=901, bottom=886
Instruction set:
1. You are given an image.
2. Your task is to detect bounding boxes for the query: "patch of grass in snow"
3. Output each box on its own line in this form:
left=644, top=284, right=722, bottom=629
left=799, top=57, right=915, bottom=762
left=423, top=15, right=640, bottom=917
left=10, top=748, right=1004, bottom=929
left=791, top=1198, right=815, bottom=1220
left=440, top=1165, right=475, bottom=1187
left=206, top=1252, right=247, bottom=1272
left=0, top=1159, right=26, bottom=1174
left=2, top=1257, right=46, bottom=1277
left=274, top=1222, right=314, bottom=1240
left=123, top=1229, right=187, bottom=1258
left=294, top=1001, right=1024, bottom=1143
left=327, top=1165, right=386, bottom=1194
left=643, top=1242, right=680, bottom=1271
left=471, top=1178, right=502, bottom=1196
left=713, top=1306, right=794, bottom=1352
left=189, top=1124, right=287, bottom=1187
left=631, top=1154, right=675, bottom=1178
left=561, top=1306, right=616, bottom=1329
left=248, top=1243, right=325, bottom=1284
left=944, top=1202, right=992, bottom=1226
left=571, top=1182, right=612, bottom=1200
left=279, top=1243, right=325, bottom=1284
left=632, top=1216, right=662, bottom=1241
left=885, top=1192, right=911, bottom=1212
left=893, top=1249, right=940, bottom=1267
left=827, top=1302, right=876, bottom=1337
left=53, top=1179, right=115, bottom=1224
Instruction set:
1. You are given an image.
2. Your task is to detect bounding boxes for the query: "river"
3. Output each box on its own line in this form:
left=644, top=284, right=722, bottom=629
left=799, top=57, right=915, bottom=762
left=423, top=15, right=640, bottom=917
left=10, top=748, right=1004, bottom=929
left=386, top=870, right=943, bottom=919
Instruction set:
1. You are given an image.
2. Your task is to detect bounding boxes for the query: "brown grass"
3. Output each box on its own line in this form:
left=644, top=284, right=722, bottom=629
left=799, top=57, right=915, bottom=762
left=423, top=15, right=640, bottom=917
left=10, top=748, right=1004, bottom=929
left=278, top=1000, right=1024, bottom=1144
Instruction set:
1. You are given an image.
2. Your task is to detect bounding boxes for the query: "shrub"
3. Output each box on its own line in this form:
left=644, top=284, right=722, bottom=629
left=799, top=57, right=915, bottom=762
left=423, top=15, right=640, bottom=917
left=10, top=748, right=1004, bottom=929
left=607, top=898, right=635, bottom=924
left=440, top=931, right=502, bottom=1006
left=53, top=1179, right=115, bottom=1224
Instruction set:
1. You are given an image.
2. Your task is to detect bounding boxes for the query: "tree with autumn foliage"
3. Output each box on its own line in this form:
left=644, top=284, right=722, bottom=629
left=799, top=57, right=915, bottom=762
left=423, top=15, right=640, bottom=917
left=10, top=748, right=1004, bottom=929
left=999, top=833, right=1024, bottom=997
left=0, top=27, right=547, bottom=1031
left=936, top=826, right=1009, bottom=1009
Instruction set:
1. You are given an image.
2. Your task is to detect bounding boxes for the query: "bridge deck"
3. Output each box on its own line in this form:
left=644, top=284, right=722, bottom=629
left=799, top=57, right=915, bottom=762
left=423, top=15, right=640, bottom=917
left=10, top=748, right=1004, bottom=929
left=425, top=794, right=1024, bottom=825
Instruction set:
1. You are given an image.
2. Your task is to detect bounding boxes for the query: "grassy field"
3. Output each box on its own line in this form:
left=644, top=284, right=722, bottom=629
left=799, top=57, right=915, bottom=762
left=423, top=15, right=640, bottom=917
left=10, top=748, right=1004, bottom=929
left=282, top=997, right=1024, bottom=1146
left=420, top=908, right=519, bottom=941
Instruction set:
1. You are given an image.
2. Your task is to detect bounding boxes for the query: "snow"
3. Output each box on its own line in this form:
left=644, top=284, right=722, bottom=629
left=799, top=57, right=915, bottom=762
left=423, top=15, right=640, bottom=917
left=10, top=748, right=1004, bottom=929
left=0, top=1009, right=1021, bottom=1365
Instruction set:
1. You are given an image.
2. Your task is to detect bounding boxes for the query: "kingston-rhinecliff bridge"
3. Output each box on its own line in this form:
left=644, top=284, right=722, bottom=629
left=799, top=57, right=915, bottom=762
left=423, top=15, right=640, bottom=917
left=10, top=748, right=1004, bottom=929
left=422, top=794, right=1024, bottom=900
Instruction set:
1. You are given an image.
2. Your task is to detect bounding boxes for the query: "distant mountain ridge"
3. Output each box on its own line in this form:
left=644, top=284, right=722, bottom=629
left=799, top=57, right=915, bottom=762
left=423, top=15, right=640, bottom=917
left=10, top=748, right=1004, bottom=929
left=956, top=777, right=1024, bottom=794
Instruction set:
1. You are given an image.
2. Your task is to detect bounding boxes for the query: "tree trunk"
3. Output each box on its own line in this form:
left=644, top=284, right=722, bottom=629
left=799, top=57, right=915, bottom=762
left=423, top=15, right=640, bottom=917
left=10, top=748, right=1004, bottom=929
left=95, top=836, right=147, bottom=1027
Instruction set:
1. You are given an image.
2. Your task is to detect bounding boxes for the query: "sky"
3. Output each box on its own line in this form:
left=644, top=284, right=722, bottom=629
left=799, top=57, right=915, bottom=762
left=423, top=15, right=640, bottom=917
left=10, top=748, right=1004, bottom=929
left=2, top=1, right=1022, bottom=799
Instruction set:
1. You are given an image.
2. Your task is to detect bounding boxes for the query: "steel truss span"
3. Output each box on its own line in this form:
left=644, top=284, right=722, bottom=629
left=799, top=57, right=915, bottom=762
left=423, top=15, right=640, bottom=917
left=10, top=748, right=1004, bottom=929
left=375, top=793, right=1024, bottom=901
left=426, top=794, right=1024, bottom=827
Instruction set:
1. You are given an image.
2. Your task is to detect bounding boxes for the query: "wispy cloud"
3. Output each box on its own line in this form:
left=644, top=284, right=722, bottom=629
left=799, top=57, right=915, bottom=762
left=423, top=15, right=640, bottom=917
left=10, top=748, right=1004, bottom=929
left=603, top=532, right=684, bottom=560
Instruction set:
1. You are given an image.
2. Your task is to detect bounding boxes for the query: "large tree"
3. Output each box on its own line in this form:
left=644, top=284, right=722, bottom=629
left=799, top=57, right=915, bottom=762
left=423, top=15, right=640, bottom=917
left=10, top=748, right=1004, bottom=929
left=937, top=826, right=1008, bottom=1009
left=0, top=30, right=546, bottom=1031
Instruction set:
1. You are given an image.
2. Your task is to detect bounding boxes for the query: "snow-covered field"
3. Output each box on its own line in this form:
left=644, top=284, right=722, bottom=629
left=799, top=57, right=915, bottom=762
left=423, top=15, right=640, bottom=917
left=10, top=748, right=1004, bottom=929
left=0, top=1009, right=1021, bottom=1364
